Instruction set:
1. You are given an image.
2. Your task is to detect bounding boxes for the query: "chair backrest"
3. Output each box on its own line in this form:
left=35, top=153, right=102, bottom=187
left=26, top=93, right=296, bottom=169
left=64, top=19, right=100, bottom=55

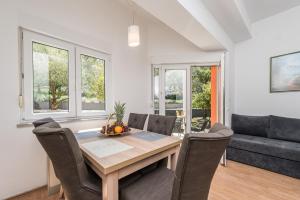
left=32, top=122, right=91, bottom=199
left=128, top=113, right=148, bottom=130
left=32, top=117, right=55, bottom=128
left=147, top=114, right=177, bottom=136
left=208, top=122, right=230, bottom=133
left=171, top=123, right=233, bottom=200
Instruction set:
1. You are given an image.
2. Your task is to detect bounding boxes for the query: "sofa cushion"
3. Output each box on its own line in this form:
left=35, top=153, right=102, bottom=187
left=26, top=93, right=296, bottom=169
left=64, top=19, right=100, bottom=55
left=228, top=134, right=300, bottom=162
left=231, top=114, right=269, bottom=137
left=268, top=115, right=300, bottom=143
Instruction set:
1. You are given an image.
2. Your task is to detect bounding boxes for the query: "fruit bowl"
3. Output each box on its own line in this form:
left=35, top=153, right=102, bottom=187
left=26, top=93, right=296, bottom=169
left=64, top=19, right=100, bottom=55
left=102, top=102, right=129, bottom=136
left=100, top=122, right=130, bottom=136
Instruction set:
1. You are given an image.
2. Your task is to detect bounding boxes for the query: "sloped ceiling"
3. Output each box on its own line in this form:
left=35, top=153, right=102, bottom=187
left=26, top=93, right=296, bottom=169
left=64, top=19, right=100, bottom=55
left=242, top=0, right=300, bottom=23
left=132, top=0, right=228, bottom=51
left=201, top=0, right=300, bottom=43
left=201, top=0, right=251, bottom=43
left=130, top=0, right=300, bottom=49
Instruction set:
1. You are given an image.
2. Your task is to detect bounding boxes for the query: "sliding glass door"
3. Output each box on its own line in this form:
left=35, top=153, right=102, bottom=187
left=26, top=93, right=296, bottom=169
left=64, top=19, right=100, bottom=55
left=152, top=64, right=221, bottom=134
left=191, top=66, right=219, bottom=132
left=164, top=68, right=188, bottom=134
left=152, top=65, right=189, bottom=134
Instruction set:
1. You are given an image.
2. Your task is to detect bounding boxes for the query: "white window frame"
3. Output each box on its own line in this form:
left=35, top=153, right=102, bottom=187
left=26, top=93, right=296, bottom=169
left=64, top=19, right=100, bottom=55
left=76, top=47, right=112, bottom=117
left=22, top=31, right=76, bottom=120
left=151, top=63, right=223, bottom=134
left=21, top=29, right=112, bottom=121
left=152, top=64, right=189, bottom=134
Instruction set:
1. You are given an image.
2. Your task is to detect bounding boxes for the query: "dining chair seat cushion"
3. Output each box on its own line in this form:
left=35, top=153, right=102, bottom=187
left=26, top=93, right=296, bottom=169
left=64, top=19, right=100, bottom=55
left=120, top=167, right=174, bottom=200
left=119, top=171, right=143, bottom=190
left=139, top=162, right=160, bottom=175
left=82, top=171, right=102, bottom=195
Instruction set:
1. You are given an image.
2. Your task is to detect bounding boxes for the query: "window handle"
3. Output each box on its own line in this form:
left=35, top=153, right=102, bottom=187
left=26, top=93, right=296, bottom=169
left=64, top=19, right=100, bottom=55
left=19, top=95, right=24, bottom=109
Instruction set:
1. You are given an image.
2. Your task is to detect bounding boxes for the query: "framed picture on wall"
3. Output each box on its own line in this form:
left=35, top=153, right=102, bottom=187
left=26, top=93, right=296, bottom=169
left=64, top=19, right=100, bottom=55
left=270, top=51, right=300, bottom=92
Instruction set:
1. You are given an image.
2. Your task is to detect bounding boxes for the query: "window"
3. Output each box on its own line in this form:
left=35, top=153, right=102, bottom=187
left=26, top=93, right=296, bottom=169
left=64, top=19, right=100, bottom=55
left=80, top=55, right=105, bottom=111
left=76, top=48, right=109, bottom=117
left=21, top=30, right=111, bottom=121
left=32, top=42, right=70, bottom=113
left=152, top=64, right=221, bottom=134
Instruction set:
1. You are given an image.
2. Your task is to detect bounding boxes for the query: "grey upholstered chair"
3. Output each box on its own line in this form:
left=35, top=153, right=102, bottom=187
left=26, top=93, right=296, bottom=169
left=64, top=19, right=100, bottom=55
left=32, top=121, right=102, bottom=200
left=121, top=123, right=233, bottom=200
left=147, top=114, right=177, bottom=136
left=128, top=113, right=148, bottom=130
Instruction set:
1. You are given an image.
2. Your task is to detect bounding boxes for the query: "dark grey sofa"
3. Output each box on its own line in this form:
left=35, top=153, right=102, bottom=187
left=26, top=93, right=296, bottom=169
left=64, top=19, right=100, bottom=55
left=227, top=114, right=300, bottom=179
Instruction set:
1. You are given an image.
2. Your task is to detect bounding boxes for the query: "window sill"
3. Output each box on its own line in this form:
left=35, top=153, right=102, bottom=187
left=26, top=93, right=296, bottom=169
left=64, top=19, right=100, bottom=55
left=17, top=116, right=108, bottom=128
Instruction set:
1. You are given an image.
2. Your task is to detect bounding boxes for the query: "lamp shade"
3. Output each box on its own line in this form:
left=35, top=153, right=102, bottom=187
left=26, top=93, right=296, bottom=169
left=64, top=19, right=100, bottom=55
left=128, top=25, right=140, bottom=47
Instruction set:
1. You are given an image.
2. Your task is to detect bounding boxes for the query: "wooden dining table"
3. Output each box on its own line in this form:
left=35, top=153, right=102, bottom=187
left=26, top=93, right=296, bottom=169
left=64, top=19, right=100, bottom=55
left=76, top=129, right=182, bottom=200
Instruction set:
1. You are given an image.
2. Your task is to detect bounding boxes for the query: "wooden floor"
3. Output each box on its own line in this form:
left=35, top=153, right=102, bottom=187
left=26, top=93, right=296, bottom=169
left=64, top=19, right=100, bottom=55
left=210, top=161, right=300, bottom=200
left=9, top=161, right=300, bottom=200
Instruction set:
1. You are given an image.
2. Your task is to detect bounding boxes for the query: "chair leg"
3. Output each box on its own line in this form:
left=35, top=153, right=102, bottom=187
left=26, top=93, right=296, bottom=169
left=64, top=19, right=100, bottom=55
left=59, top=185, right=64, bottom=200
left=220, top=150, right=227, bottom=166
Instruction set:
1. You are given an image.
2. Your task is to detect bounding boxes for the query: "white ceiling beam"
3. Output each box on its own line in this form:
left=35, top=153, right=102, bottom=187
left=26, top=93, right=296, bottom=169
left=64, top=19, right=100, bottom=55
left=199, top=0, right=252, bottom=43
left=132, top=0, right=230, bottom=51
left=234, top=0, right=252, bottom=31
left=177, top=0, right=234, bottom=50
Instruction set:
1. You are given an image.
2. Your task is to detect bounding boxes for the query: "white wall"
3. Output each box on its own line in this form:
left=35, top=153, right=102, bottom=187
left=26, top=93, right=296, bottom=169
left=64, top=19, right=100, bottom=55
left=234, top=6, right=300, bottom=118
left=147, top=19, right=223, bottom=64
left=0, top=0, right=149, bottom=198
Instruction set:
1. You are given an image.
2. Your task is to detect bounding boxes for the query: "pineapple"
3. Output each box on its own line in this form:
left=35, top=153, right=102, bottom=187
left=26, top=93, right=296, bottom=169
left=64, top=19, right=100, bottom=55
left=114, top=101, right=126, bottom=125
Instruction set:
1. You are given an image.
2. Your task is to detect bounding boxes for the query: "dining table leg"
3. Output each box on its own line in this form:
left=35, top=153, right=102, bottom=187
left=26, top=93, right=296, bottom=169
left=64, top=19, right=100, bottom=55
left=170, top=145, right=180, bottom=171
left=102, top=171, right=119, bottom=200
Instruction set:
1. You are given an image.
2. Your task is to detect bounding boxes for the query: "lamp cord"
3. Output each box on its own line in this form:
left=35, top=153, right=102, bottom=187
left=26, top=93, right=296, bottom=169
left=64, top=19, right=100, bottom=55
left=128, top=0, right=135, bottom=25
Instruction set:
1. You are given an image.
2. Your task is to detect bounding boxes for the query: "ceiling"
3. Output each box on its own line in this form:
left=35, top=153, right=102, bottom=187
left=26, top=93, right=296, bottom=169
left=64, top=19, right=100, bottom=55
left=201, top=0, right=251, bottom=43
left=242, top=0, right=300, bottom=23
left=127, top=0, right=300, bottom=51
left=201, top=0, right=300, bottom=43
left=132, top=0, right=226, bottom=51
